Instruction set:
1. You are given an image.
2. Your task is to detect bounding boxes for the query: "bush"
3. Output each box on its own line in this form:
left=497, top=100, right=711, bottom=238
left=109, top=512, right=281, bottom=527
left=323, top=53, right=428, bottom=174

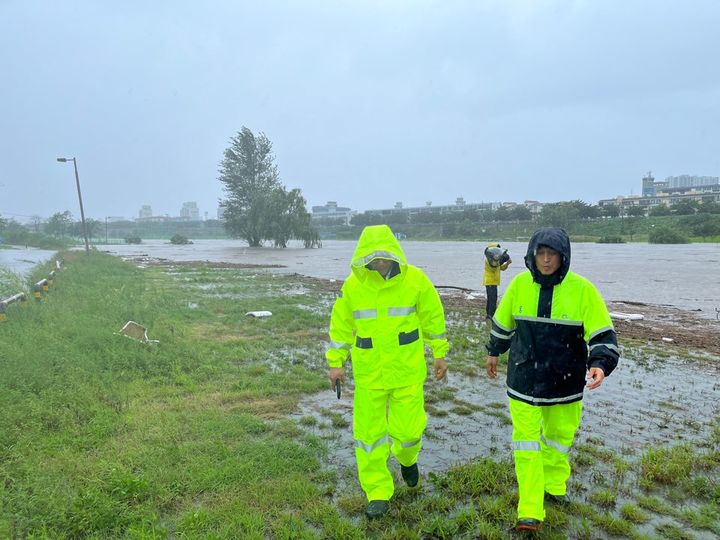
left=125, top=235, right=142, bottom=244
left=597, top=236, right=625, bottom=243
left=170, top=234, right=192, bottom=245
left=648, top=227, right=689, bottom=244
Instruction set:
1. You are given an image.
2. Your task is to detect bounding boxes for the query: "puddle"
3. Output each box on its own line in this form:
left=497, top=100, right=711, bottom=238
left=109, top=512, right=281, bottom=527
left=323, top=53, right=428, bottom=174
left=293, top=352, right=720, bottom=500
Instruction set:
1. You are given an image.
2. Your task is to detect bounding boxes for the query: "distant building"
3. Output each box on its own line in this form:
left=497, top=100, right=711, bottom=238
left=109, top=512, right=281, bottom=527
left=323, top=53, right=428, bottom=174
left=180, top=202, right=200, bottom=221
left=600, top=171, right=720, bottom=212
left=364, top=197, right=496, bottom=218
left=642, top=170, right=717, bottom=196
left=311, top=201, right=355, bottom=225
left=139, top=205, right=152, bottom=219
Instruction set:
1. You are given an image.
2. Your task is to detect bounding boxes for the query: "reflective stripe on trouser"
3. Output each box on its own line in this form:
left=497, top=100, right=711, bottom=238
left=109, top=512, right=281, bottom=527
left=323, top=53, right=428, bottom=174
left=353, top=383, right=427, bottom=501
left=508, top=397, right=582, bottom=521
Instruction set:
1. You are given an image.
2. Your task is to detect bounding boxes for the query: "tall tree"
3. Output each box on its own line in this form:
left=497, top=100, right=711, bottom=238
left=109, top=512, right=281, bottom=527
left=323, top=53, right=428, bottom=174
left=218, top=127, right=281, bottom=246
left=218, top=127, right=318, bottom=247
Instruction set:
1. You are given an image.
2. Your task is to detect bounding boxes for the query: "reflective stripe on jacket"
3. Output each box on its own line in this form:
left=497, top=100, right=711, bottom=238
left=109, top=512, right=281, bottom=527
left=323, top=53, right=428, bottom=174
left=326, top=225, right=449, bottom=389
left=487, top=270, right=619, bottom=405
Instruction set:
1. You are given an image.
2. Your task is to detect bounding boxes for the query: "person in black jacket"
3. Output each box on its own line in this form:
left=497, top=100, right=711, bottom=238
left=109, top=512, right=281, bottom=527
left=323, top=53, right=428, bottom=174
left=485, top=228, right=619, bottom=533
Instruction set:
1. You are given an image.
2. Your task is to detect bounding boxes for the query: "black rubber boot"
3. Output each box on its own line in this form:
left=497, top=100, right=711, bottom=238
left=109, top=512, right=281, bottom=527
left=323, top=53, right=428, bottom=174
left=516, top=518, right=542, bottom=532
left=400, top=463, right=419, bottom=487
left=365, top=500, right=389, bottom=519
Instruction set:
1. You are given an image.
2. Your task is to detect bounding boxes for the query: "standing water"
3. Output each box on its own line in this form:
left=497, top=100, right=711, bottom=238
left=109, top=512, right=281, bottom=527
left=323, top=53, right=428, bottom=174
left=105, top=239, right=720, bottom=319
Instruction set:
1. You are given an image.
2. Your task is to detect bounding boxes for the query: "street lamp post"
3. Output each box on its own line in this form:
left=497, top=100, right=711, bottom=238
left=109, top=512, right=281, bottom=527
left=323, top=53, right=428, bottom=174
left=56, top=157, right=90, bottom=254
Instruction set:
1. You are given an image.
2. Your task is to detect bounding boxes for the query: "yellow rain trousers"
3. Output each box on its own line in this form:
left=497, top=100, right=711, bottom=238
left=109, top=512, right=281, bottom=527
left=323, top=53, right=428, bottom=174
left=509, top=398, right=582, bottom=521
left=353, top=383, right=426, bottom=501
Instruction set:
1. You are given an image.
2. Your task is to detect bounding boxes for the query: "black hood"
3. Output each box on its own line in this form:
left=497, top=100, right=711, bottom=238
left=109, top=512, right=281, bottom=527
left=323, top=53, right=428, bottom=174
left=524, top=228, right=571, bottom=286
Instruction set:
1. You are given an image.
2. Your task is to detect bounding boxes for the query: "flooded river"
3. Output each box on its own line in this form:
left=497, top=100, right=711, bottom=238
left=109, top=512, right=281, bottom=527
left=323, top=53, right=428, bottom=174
left=104, top=239, right=720, bottom=319
left=0, top=247, right=57, bottom=277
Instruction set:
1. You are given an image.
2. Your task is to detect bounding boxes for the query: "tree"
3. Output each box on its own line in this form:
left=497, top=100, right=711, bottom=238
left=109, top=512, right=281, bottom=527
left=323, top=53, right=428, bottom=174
left=671, top=199, right=699, bottom=215
left=45, top=211, right=73, bottom=237
left=218, top=127, right=318, bottom=247
left=510, top=206, right=533, bottom=221
left=570, top=200, right=599, bottom=219
left=602, top=204, right=620, bottom=218
left=649, top=204, right=672, bottom=216
left=626, top=206, right=646, bottom=217
left=74, top=218, right=101, bottom=240
left=267, top=187, right=316, bottom=248
left=539, top=202, right=580, bottom=230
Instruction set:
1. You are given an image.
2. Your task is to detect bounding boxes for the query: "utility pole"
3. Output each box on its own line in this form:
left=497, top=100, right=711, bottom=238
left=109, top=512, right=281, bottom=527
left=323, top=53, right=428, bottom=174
left=57, top=157, right=90, bottom=254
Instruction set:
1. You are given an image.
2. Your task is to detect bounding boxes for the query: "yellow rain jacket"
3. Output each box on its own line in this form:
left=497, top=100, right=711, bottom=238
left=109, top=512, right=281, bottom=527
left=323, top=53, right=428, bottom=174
left=326, top=225, right=448, bottom=389
left=483, top=243, right=510, bottom=286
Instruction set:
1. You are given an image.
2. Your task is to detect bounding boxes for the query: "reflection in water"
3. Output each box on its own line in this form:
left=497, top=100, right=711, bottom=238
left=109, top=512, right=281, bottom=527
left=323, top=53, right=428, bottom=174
left=105, top=239, right=720, bottom=318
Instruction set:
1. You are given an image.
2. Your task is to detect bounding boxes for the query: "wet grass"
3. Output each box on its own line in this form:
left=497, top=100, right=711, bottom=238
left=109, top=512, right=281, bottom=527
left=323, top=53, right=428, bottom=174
left=1, top=252, right=718, bottom=538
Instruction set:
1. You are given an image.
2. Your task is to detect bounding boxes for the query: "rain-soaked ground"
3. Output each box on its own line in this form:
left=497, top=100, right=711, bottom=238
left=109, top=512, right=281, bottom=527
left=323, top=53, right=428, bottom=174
left=119, top=257, right=720, bottom=536
left=287, top=287, right=720, bottom=538
left=292, top=352, right=720, bottom=484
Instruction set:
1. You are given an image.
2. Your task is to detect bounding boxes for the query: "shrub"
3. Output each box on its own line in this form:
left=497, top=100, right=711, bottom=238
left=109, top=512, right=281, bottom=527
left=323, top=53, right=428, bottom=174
left=125, top=235, right=142, bottom=244
left=597, top=236, right=625, bottom=243
left=170, top=234, right=192, bottom=245
left=648, top=227, right=688, bottom=244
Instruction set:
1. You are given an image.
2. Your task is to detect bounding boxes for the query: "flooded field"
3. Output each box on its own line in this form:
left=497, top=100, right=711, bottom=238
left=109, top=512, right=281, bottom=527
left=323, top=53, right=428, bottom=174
left=104, top=239, right=720, bottom=319
left=293, top=351, right=720, bottom=479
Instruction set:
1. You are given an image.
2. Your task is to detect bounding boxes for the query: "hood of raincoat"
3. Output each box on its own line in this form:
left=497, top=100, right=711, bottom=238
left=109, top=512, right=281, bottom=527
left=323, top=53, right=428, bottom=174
left=351, top=225, right=407, bottom=281
left=524, top=227, right=571, bottom=286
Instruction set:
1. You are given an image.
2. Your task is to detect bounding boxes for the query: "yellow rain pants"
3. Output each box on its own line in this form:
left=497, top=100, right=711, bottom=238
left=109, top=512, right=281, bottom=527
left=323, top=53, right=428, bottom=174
left=509, top=397, right=582, bottom=520
left=353, top=383, right=426, bottom=501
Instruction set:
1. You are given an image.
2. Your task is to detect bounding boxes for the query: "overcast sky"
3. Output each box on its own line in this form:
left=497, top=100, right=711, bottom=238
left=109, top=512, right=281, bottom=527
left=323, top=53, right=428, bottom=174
left=1, top=0, right=719, bottom=222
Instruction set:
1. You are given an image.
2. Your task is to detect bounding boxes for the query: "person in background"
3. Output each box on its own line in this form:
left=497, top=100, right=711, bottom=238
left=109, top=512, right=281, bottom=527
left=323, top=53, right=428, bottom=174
left=483, top=243, right=512, bottom=321
left=326, top=224, right=449, bottom=520
left=485, top=227, right=619, bottom=533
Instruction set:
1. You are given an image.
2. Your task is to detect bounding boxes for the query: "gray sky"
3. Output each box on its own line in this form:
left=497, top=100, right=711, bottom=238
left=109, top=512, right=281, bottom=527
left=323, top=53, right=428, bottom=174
left=1, top=0, right=719, bottom=222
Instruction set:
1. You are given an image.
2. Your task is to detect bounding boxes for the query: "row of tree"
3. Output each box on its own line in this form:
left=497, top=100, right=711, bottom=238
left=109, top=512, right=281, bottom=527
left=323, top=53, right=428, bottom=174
left=350, top=199, right=720, bottom=230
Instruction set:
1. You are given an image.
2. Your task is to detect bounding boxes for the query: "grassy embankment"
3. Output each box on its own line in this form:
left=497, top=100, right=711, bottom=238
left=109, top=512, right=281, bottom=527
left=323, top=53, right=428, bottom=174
left=1, top=253, right=718, bottom=538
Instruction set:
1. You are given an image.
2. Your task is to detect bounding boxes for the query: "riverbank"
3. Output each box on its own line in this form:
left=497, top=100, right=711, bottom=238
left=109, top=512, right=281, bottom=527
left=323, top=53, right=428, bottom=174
left=1, top=252, right=718, bottom=538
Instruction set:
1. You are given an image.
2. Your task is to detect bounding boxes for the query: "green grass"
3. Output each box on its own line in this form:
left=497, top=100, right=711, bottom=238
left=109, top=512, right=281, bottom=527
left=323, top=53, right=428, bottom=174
left=1, top=251, right=719, bottom=538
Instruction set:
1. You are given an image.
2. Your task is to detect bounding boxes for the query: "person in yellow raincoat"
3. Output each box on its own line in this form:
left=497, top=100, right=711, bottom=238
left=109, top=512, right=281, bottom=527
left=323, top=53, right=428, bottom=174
left=485, top=227, right=619, bottom=533
left=326, top=224, right=449, bottom=519
left=483, top=242, right=512, bottom=321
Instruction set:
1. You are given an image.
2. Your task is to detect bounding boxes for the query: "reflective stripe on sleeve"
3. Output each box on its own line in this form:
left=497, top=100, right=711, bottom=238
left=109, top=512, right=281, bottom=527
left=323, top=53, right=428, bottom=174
left=426, top=332, right=446, bottom=340
left=590, top=342, right=619, bottom=353
left=491, top=329, right=513, bottom=340
left=492, top=318, right=514, bottom=333
left=589, top=326, right=614, bottom=340
left=328, top=340, right=352, bottom=351
left=353, top=309, right=378, bottom=319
